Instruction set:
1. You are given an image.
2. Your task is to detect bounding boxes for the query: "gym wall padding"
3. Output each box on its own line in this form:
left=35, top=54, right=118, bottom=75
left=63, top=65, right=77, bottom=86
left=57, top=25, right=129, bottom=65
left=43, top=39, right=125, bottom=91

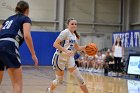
left=19, top=31, right=60, bottom=66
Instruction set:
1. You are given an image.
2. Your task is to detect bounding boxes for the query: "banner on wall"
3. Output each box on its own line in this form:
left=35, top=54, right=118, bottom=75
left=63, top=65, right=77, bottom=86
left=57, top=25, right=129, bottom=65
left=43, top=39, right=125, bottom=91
left=112, top=30, right=140, bottom=48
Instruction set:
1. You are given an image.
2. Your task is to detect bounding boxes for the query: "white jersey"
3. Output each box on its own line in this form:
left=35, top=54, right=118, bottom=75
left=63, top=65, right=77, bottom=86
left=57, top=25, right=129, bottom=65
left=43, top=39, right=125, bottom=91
left=56, top=29, right=78, bottom=53
left=52, top=29, right=78, bottom=70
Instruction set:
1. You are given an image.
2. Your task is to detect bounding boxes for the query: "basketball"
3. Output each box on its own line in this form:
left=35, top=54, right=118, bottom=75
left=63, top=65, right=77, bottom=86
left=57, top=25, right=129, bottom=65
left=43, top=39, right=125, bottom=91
left=85, top=43, right=98, bottom=56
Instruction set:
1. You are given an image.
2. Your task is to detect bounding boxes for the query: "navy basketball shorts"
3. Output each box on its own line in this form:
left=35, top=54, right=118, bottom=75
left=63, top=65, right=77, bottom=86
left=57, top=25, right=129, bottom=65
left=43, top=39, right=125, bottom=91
left=0, top=40, right=21, bottom=71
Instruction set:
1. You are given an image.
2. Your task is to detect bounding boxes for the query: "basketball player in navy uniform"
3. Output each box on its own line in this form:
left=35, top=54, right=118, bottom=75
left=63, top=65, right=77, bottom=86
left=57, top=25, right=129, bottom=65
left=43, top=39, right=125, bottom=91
left=0, top=1, right=38, bottom=93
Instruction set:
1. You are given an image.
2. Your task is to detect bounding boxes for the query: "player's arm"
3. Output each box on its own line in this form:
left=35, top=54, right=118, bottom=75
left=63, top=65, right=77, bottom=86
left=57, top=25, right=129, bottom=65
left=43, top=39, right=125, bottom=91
left=53, top=38, right=73, bottom=56
left=74, top=43, right=86, bottom=51
left=53, top=31, right=69, bottom=53
left=53, top=38, right=69, bottom=53
left=53, top=31, right=73, bottom=56
left=23, top=23, right=38, bottom=66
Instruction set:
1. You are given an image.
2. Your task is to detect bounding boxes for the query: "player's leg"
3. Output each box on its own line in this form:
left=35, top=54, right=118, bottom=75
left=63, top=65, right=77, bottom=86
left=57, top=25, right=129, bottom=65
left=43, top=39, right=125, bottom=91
left=0, top=71, right=4, bottom=85
left=0, top=62, right=5, bottom=85
left=0, top=53, right=5, bottom=85
left=68, top=57, right=89, bottom=93
left=7, top=67, right=22, bottom=93
left=68, top=67, right=89, bottom=93
left=48, top=53, right=65, bottom=93
left=49, top=70, right=64, bottom=92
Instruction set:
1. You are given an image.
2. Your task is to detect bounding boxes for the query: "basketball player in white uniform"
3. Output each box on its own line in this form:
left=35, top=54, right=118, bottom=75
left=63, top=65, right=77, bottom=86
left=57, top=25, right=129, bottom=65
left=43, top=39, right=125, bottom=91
left=47, top=18, right=89, bottom=93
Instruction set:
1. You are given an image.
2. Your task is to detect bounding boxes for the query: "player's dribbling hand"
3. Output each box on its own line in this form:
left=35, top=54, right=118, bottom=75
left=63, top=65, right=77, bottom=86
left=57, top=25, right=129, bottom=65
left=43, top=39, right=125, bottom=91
left=32, top=55, right=38, bottom=66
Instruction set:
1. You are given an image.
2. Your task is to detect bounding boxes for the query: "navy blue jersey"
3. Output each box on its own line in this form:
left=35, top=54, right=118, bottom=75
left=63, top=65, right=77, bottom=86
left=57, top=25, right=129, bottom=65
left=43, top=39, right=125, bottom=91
left=0, top=13, right=31, bottom=46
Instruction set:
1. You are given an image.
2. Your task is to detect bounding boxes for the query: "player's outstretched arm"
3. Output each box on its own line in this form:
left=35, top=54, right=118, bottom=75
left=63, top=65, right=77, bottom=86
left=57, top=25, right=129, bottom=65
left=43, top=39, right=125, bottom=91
left=23, top=23, right=38, bottom=66
left=74, top=43, right=86, bottom=51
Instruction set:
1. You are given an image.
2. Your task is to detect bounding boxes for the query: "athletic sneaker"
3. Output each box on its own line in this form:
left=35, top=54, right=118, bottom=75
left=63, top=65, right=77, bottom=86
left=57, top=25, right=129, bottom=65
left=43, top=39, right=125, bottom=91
left=47, top=88, right=53, bottom=93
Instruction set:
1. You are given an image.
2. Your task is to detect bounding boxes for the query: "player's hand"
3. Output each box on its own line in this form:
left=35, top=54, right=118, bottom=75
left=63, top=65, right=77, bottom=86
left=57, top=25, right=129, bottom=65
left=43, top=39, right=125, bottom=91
left=32, top=55, right=38, bottom=66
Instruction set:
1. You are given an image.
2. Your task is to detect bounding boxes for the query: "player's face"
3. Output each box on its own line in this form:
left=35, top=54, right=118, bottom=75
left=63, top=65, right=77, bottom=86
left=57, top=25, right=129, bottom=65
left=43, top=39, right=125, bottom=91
left=68, top=20, right=77, bottom=32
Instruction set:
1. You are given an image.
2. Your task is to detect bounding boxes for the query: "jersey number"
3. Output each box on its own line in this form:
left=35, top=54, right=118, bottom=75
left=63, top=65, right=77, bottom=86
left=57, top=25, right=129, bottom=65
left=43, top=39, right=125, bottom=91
left=2, top=20, right=13, bottom=29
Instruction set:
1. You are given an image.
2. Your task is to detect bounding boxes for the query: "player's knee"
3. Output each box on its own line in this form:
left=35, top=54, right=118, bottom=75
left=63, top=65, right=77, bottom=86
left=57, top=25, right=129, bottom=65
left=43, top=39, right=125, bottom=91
left=53, top=79, right=63, bottom=86
left=72, top=68, right=86, bottom=86
left=52, top=75, right=63, bottom=86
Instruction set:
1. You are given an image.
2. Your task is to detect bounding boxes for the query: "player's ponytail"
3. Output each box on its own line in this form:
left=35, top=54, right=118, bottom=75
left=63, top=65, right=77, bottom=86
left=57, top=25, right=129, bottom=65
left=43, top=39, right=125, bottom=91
left=15, top=1, right=29, bottom=14
left=74, top=30, right=80, bottom=39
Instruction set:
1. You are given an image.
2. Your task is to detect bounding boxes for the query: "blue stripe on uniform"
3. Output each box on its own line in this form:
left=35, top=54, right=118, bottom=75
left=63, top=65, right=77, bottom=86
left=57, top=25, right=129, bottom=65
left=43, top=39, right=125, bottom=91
left=53, top=54, right=62, bottom=71
left=52, top=54, right=57, bottom=65
left=56, top=55, right=63, bottom=71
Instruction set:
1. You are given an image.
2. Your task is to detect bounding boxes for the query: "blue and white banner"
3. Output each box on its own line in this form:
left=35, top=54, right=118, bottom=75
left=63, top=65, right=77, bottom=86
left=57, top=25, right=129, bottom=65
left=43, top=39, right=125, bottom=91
left=113, top=30, right=140, bottom=48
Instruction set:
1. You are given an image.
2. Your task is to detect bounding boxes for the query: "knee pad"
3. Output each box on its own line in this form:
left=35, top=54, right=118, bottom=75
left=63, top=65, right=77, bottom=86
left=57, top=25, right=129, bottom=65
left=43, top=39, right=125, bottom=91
left=52, top=75, right=63, bottom=86
left=71, top=68, right=86, bottom=86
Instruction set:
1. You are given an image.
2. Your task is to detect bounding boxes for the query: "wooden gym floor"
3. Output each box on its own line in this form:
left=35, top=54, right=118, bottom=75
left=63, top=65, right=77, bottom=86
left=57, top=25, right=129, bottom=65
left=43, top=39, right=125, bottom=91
left=0, top=66, right=140, bottom=93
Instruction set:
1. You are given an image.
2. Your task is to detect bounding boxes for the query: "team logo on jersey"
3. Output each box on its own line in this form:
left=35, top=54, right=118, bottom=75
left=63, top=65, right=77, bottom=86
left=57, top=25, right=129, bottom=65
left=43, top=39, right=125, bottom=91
left=69, top=39, right=76, bottom=43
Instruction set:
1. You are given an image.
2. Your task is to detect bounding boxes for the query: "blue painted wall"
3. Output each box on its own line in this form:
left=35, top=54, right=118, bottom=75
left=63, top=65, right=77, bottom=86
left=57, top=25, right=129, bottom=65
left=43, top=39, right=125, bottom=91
left=19, top=31, right=59, bottom=66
